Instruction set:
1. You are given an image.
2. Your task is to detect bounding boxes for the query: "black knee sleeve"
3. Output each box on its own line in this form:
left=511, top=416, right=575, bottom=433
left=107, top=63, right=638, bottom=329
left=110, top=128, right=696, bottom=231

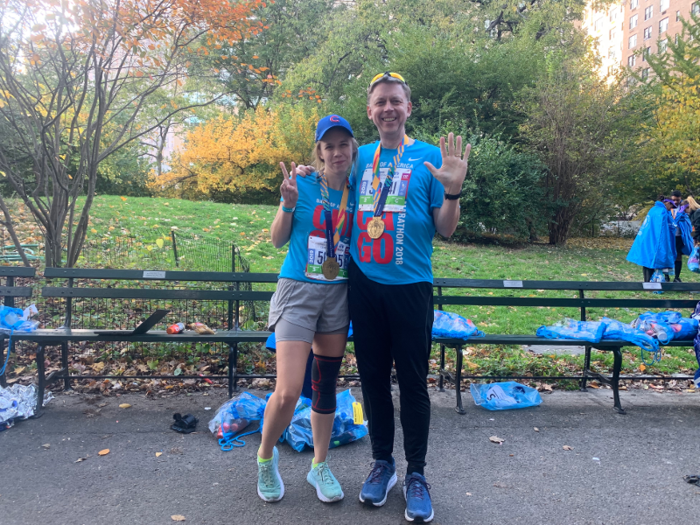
left=311, top=354, right=342, bottom=414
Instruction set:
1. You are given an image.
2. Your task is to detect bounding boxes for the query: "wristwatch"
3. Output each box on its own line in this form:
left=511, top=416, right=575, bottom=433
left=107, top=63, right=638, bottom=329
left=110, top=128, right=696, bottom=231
left=444, top=191, right=462, bottom=200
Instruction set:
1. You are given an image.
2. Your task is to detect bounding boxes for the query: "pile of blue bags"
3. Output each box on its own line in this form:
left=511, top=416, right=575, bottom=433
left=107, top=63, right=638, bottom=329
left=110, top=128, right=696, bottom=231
left=432, top=310, right=484, bottom=340
left=537, top=311, right=700, bottom=365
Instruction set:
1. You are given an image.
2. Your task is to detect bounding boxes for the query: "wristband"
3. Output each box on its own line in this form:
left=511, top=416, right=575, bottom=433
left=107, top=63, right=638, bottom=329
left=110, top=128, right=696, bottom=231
left=282, top=205, right=296, bottom=213
left=444, top=191, right=462, bottom=200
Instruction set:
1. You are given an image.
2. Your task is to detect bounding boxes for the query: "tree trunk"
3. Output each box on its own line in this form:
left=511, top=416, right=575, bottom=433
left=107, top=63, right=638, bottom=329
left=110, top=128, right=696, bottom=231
left=0, top=196, right=31, bottom=266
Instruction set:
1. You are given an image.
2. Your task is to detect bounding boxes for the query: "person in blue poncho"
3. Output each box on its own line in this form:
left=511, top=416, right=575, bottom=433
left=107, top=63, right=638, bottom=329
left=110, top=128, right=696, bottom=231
left=627, top=196, right=676, bottom=282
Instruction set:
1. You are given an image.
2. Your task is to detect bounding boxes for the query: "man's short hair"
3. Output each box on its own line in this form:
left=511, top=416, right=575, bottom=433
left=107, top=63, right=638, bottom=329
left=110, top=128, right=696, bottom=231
left=367, top=75, right=412, bottom=103
left=671, top=190, right=682, bottom=198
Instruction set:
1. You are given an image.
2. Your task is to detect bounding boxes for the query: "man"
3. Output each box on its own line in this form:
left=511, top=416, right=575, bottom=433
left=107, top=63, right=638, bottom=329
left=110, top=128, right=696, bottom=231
left=670, top=190, right=684, bottom=282
left=347, top=72, right=470, bottom=523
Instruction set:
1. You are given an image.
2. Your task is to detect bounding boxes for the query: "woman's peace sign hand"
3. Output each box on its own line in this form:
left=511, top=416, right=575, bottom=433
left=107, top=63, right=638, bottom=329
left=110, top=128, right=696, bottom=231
left=279, top=162, right=299, bottom=208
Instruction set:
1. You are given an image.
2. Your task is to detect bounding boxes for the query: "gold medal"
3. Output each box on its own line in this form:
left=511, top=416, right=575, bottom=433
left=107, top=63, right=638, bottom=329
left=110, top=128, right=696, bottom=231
left=367, top=217, right=385, bottom=239
left=322, top=257, right=340, bottom=280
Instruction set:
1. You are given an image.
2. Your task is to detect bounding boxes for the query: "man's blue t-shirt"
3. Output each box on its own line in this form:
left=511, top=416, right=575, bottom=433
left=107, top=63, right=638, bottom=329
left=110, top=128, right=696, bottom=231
left=349, top=139, right=444, bottom=285
left=278, top=173, right=355, bottom=284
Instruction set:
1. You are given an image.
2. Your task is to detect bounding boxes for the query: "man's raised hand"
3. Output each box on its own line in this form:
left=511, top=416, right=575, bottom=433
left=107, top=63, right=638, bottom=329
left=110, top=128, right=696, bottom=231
left=279, top=162, right=299, bottom=208
left=423, top=133, right=471, bottom=195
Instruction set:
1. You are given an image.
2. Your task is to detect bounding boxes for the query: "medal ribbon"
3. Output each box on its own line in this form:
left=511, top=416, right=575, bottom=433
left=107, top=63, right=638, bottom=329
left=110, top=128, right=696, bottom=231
left=319, top=172, right=349, bottom=259
left=370, top=134, right=408, bottom=218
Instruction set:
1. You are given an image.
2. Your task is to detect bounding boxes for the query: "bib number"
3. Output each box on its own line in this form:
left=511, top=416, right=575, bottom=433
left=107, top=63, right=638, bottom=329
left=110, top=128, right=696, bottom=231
left=305, top=235, right=349, bottom=281
left=358, top=168, right=411, bottom=213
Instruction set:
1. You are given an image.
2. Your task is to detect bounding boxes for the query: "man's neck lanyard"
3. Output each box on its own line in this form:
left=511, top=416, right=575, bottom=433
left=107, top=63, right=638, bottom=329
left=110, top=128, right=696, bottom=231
left=367, top=135, right=408, bottom=239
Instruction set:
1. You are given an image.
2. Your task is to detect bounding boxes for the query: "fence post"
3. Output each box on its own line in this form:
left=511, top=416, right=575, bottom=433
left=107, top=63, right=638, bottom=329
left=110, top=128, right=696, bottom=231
left=171, top=229, right=179, bottom=267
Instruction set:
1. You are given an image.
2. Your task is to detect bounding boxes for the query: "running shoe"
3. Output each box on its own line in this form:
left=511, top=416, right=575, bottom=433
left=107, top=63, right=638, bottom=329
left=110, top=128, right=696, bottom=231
left=307, top=460, right=344, bottom=502
left=359, top=458, right=397, bottom=506
left=257, top=447, right=284, bottom=502
left=403, top=472, right=434, bottom=523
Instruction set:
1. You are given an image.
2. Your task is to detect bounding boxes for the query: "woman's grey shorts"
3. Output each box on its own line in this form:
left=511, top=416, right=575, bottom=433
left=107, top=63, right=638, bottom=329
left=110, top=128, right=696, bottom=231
left=268, top=278, right=349, bottom=344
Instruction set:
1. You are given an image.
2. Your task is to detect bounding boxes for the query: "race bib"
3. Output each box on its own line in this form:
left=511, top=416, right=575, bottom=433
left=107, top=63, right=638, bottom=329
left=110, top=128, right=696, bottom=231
left=305, top=235, right=350, bottom=281
left=358, top=168, right=411, bottom=213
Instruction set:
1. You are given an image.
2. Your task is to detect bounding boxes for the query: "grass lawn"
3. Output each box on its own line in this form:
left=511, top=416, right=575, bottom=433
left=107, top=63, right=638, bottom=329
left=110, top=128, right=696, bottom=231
left=6, top=195, right=700, bottom=386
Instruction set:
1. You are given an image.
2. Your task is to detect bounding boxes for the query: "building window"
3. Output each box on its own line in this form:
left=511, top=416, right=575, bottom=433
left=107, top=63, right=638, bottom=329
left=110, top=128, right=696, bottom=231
left=642, top=68, right=649, bottom=79
left=645, top=6, right=653, bottom=20
left=659, top=17, right=668, bottom=33
left=630, top=14, right=638, bottom=29
left=659, top=38, right=668, bottom=53
left=660, top=0, right=669, bottom=12
left=609, top=46, right=618, bottom=59
left=643, top=46, right=651, bottom=61
left=629, top=34, right=638, bottom=48
left=630, top=0, right=638, bottom=9
left=644, top=26, right=652, bottom=40
left=676, top=10, right=681, bottom=21
left=628, top=54, right=637, bottom=67
left=609, top=8, right=618, bottom=22
left=610, top=28, right=617, bottom=40
left=693, top=3, right=700, bottom=15
left=594, top=18, right=604, bottom=31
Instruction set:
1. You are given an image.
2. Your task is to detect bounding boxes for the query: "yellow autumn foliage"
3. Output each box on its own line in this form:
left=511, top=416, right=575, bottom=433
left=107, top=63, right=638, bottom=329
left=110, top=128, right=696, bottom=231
left=152, top=105, right=320, bottom=202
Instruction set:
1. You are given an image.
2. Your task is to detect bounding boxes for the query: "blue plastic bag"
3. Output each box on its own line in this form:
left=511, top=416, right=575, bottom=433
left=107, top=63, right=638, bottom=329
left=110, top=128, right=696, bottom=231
left=432, top=311, right=485, bottom=340
left=536, top=318, right=606, bottom=343
left=627, top=201, right=676, bottom=269
left=469, top=381, right=542, bottom=411
left=688, top=246, right=700, bottom=274
left=692, top=302, right=700, bottom=388
left=631, top=311, right=696, bottom=342
left=209, top=392, right=268, bottom=450
left=601, top=317, right=659, bottom=355
left=284, top=389, right=368, bottom=452
left=0, top=305, right=39, bottom=333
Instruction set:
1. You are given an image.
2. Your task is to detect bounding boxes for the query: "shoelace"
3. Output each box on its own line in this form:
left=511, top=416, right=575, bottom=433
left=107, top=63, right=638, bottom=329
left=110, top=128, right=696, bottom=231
left=316, top=463, right=334, bottom=485
left=404, top=476, right=431, bottom=500
left=260, top=462, right=275, bottom=487
left=367, top=461, right=389, bottom=484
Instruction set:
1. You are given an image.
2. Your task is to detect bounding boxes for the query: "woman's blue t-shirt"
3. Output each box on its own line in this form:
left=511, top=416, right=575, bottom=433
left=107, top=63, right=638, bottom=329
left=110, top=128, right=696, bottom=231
left=278, top=173, right=355, bottom=284
left=349, top=139, right=444, bottom=285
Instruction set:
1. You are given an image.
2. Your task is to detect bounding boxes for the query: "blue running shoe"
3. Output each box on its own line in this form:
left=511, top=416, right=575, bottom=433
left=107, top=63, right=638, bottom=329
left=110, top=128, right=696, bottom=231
left=403, top=473, right=434, bottom=523
left=359, top=458, right=397, bottom=507
left=257, top=447, right=284, bottom=502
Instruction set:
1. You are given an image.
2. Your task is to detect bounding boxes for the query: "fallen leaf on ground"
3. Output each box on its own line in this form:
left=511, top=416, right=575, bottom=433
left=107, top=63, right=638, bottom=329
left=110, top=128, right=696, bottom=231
left=98, top=449, right=110, bottom=456
left=75, top=456, right=89, bottom=463
left=119, top=403, right=131, bottom=409
left=534, top=427, right=539, bottom=432
left=563, top=445, right=573, bottom=451
left=171, top=516, right=186, bottom=522
left=489, top=436, right=505, bottom=444
left=465, top=492, right=472, bottom=496
left=156, top=452, right=163, bottom=457
left=42, top=443, right=50, bottom=449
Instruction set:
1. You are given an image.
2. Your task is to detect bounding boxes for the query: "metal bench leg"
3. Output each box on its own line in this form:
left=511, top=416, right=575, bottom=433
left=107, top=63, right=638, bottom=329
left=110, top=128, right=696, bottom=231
left=580, top=345, right=592, bottom=391
left=454, top=345, right=466, bottom=415
left=0, top=338, right=6, bottom=388
left=611, top=348, right=626, bottom=414
left=61, top=342, right=71, bottom=391
left=228, top=343, right=239, bottom=398
left=34, top=345, right=46, bottom=418
left=438, top=344, right=445, bottom=392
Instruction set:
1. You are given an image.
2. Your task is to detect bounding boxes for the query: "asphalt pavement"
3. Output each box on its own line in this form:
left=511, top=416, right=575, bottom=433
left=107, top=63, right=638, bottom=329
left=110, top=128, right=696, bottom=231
left=1, top=386, right=700, bottom=525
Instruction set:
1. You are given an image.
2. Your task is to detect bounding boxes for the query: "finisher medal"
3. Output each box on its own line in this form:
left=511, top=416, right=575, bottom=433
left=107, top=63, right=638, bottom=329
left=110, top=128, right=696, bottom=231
left=369, top=135, right=408, bottom=239
left=322, top=257, right=340, bottom=280
left=367, top=217, right=385, bottom=239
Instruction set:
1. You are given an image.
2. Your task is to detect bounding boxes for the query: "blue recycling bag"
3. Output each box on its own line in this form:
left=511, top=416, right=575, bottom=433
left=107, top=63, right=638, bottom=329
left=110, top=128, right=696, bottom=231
left=470, top=381, right=542, bottom=411
left=601, top=317, right=659, bottom=354
left=209, top=392, right=268, bottom=450
left=283, top=389, right=367, bottom=452
left=692, top=302, right=700, bottom=388
left=536, top=318, right=606, bottom=343
left=432, top=311, right=485, bottom=340
left=627, top=201, right=676, bottom=269
left=688, top=246, right=700, bottom=273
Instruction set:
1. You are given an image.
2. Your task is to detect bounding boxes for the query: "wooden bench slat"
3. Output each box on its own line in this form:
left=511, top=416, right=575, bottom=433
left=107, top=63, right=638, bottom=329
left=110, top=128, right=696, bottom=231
left=432, top=278, right=700, bottom=292
left=0, top=286, right=33, bottom=297
left=0, top=267, right=36, bottom=277
left=44, top=268, right=278, bottom=283
left=41, top=287, right=274, bottom=301
left=435, top=296, right=700, bottom=308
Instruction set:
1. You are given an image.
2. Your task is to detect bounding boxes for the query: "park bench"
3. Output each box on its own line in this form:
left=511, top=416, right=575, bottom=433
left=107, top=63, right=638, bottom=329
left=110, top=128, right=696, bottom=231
left=0, top=266, right=36, bottom=387
left=2, top=269, right=699, bottom=416
left=433, top=278, right=700, bottom=414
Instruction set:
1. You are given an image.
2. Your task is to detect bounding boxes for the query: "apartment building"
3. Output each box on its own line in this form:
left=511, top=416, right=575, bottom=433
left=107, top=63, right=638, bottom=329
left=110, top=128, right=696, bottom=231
left=583, top=0, right=700, bottom=77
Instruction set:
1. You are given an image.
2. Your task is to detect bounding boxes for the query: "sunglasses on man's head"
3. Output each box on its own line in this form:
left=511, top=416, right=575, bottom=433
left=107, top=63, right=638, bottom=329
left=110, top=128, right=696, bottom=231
left=368, top=72, right=406, bottom=89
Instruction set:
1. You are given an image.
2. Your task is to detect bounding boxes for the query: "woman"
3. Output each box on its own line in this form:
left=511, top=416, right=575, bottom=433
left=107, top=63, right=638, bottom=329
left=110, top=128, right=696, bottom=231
left=687, top=196, right=700, bottom=246
left=256, top=115, right=357, bottom=504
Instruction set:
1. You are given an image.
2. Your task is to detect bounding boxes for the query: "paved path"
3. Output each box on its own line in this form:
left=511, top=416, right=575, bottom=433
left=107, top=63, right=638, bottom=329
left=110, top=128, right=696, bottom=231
left=1, top=387, right=700, bottom=524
